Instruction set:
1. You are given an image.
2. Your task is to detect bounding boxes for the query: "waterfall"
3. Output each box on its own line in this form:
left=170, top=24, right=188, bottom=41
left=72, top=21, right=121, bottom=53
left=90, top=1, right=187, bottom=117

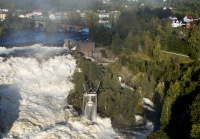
left=83, top=93, right=97, bottom=122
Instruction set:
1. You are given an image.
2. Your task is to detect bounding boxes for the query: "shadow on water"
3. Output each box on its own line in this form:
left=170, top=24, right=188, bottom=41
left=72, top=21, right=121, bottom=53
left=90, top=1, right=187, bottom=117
left=143, top=107, right=160, bottom=131
left=0, top=84, right=21, bottom=138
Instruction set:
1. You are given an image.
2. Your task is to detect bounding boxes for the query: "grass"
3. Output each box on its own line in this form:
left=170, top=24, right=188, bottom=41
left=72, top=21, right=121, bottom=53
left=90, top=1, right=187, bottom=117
left=161, top=52, right=193, bottom=63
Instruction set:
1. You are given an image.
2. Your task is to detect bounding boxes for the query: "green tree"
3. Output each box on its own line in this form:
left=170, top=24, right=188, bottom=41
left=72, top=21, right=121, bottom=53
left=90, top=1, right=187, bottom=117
left=160, top=81, right=180, bottom=129
left=125, top=31, right=134, bottom=50
left=154, top=82, right=165, bottom=105
left=44, top=19, right=58, bottom=32
left=0, top=26, right=4, bottom=37
left=67, top=10, right=81, bottom=24
left=111, top=31, right=122, bottom=55
left=83, top=10, right=99, bottom=26
left=116, top=11, right=121, bottom=21
left=189, top=94, right=200, bottom=139
left=156, top=24, right=167, bottom=46
left=42, top=10, right=49, bottom=17
left=188, top=26, right=200, bottom=53
left=153, top=43, right=161, bottom=61
left=143, top=35, right=154, bottom=56
left=108, top=11, right=115, bottom=28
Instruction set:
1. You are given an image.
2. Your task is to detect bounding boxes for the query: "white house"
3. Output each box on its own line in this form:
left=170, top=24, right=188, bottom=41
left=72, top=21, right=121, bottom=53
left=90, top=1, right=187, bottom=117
left=172, top=20, right=185, bottom=28
left=103, top=0, right=110, bottom=3
left=55, top=12, right=67, bottom=16
left=33, top=10, right=43, bottom=16
left=99, top=13, right=109, bottom=18
left=49, top=13, right=56, bottom=20
left=0, top=9, right=8, bottom=12
left=26, top=13, right=33, bottom=18
left=183, top=16, right=193, bottom=22
left=99, top=20, right=109, bottom=24
left=49, top=13, right=62, bottom=20
left=80, top=12, right=85, bottom=18
left=19, top=14, right=26, bottom=18
left=168, top=15, right=177, bottom=20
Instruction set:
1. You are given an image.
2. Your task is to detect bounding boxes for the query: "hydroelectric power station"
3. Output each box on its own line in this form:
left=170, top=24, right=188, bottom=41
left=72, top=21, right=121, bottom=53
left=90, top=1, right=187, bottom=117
left=83, top=85, right=98, bottom=122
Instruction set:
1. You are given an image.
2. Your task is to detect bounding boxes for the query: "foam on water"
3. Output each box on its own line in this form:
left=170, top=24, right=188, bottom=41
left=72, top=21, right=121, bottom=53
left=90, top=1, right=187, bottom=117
left=0, top=44, right=118, bottom=139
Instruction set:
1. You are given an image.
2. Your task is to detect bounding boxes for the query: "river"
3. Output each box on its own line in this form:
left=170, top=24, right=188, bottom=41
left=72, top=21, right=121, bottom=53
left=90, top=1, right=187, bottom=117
left=0, top=28, right=88, bottom=47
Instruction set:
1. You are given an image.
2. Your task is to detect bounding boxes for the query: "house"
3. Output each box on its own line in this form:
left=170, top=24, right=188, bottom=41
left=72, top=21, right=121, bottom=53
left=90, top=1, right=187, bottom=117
left=0, top=13, right=6, bottom=20
left=102, top=0, right=110, bottom=3
left=183, top=16, right=193, bottom=22
left=140, top=3, right=145, bottom=6
left=26, top=13, right=33, bottom=18
left=168, top=15, right=177, bottom=20
left=19, top=14, right=26, bottom=18
left=65, top=40, right=102, bottom=58
left=99, top=20, right=109, bottom=24
left=49, top=13, right=56, bottom=20
left=92, top=48, right=102, bottom=58
left=76, top=42, right=95, bottom=57
left=33, top=10, right=43, bottom=16
left=0, top=9, right=8, bottom=12
left=76, top=42, right=102, bottom=58
left=99, top=13, right=109, bottom=19
left=80, top=11, right=85, bottom=18
left=172, top=20, right=182, bottom=27
left=55, top=12, right=67, bottom=16
left=186, top=22, right=191, bottom=28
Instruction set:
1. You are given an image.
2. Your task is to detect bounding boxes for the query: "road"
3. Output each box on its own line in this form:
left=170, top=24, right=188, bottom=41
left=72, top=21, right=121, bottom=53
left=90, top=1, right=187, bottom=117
left=161, top=50, right=189, bottom=58
left=161, top=50, right=200, bottom=60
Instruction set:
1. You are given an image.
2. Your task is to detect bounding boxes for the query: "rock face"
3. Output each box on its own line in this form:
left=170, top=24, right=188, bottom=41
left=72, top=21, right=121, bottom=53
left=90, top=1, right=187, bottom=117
left=0, top=45, right=117, bottom=139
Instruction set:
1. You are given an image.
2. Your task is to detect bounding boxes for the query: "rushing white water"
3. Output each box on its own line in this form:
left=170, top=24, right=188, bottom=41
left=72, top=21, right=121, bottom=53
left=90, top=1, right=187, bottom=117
left=0, top=45, right=118, bottom=139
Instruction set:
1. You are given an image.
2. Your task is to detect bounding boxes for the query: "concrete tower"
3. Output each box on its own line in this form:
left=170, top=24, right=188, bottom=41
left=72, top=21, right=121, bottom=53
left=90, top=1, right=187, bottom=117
left=83, top=92, right=97, bottom=122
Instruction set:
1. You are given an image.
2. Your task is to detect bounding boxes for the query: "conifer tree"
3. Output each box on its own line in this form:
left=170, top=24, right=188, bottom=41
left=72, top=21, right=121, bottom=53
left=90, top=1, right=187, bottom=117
left=125, top=32, right=134, bottom=50
left=143, top=35, right=154, bottom=56
left=188, top=26, right=200, bottom=53
left=160, top=81, right=180, bottom=129
left=153, top=43, right=161, bottom=61
left=189, top=94, right=200, bottom=139
left=111, top=31, right=122, bottom=55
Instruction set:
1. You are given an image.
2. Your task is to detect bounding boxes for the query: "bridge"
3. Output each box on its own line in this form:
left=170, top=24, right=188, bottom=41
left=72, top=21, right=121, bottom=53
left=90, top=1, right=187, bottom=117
left=35, top=20, right=89, bottom=32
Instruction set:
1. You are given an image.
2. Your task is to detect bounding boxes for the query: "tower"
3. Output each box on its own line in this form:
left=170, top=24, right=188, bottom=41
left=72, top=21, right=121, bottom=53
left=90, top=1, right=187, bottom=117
left=83, top=92, right=97, bottom=122
left=82, top=83, right=99, bottom=122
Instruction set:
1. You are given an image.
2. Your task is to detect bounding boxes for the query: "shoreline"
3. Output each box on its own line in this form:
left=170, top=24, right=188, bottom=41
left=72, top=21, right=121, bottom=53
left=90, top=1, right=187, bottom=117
left=1, top=42, right=64, bottom=49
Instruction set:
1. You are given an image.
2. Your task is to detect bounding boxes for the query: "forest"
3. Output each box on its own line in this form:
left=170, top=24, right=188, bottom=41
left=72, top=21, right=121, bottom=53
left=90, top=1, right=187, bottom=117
left=68, top=1, right=200, bottom=139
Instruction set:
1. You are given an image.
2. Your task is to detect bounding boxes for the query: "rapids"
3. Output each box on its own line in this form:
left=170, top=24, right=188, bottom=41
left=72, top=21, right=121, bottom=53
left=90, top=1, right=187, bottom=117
left=0, top=45, right=117, bottom=139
